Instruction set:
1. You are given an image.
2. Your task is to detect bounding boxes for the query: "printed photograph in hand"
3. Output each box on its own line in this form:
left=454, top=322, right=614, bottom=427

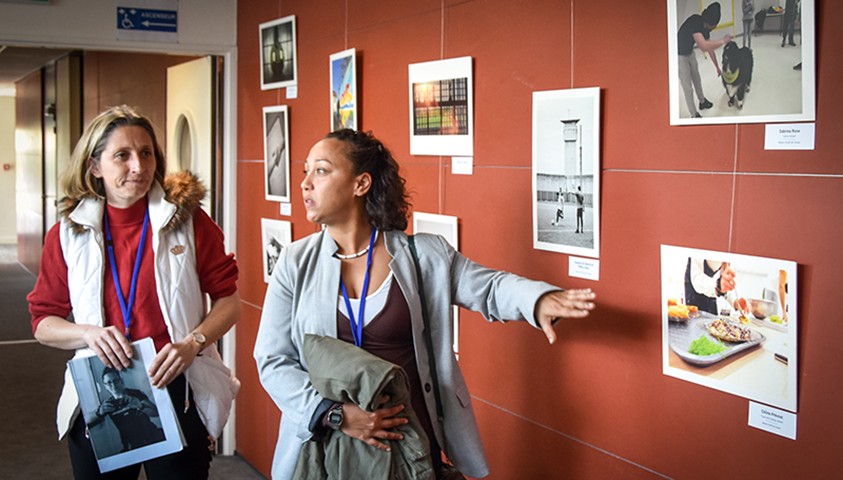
left=661, top=245, right=797, bottom=412
left=68, top=338, right=183, bottom=473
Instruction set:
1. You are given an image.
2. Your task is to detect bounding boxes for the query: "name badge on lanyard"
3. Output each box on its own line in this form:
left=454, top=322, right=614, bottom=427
left=104, top=209, right=150, bottom=339
left=339, top=229, right=378, bottom=347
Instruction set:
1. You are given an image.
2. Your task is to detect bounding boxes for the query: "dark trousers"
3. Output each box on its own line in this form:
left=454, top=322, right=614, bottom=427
left=67, top=375, right=212, bottom=480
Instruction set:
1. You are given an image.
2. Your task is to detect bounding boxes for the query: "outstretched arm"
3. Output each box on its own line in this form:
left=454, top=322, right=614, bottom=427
left=693, top=32, right=731, bottom=76
left=693, top=32, right=731, bottom=53
left=534, top=288, right=597, bottom=344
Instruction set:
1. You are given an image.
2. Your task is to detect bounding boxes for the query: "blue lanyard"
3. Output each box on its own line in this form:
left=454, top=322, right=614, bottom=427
left=103, top=208, right=150, bottom=340
left=339, top=228, right=378, bottom=347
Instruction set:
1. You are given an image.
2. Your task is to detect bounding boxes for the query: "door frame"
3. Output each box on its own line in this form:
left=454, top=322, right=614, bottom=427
left=6, top=40, right=239, bottom=454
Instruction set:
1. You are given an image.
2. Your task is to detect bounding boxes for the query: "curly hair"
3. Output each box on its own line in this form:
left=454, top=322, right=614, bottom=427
left=325, top=129, right=411, bottom=231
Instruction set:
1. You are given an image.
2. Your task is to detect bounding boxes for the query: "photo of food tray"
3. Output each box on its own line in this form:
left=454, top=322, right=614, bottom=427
left=661, top=245, right=798, bottom=412
left=668, top=314, right=765, bottom=367
left=666, top=298, right=700, bottom=323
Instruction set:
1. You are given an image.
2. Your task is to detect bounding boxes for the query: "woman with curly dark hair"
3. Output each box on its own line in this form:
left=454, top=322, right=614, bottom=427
left=255, top=129, right=596, bottom=479
left=324, top=128, right=411, bottom=232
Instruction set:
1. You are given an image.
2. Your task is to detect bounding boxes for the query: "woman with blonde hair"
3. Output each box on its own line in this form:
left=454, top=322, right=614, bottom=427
left=28, top=105, right=240, bottom=479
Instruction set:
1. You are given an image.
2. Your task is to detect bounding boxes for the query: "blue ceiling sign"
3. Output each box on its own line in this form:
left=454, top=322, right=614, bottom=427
left=117, top=7, right=177, bottom=33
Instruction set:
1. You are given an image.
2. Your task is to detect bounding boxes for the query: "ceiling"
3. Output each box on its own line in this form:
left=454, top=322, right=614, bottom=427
left=0, top=45, right=72, bottom=93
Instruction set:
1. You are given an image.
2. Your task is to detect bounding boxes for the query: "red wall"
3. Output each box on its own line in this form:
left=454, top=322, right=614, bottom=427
left=235, top=1, right=843, bottom=478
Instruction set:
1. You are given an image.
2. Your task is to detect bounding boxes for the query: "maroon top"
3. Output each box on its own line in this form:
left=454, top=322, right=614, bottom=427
left=337, top=279, right=435, bottom=449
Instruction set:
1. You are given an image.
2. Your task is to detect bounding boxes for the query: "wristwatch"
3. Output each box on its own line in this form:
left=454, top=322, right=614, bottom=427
left=326, top=404, right=344, bottom=431
left=191, top=331, right=207, bottom=349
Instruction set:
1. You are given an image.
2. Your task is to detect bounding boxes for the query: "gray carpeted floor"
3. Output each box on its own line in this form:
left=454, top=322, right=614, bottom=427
left=0, top=246, right=265, bottom=479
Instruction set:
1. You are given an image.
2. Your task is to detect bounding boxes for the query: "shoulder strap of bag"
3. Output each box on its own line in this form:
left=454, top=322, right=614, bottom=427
left=407, top=235, right=446, bottom=425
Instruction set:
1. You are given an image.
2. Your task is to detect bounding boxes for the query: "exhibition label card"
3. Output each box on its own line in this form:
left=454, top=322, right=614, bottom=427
left=451, top=157, right=473, bottom=175
left=764, top=123, right=815, bottom=150
left=568, top=256, right=599, bottom=281
left=748, top=401, right=797, bottom=440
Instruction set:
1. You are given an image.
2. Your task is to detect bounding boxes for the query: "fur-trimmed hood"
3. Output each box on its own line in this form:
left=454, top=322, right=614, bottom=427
left=62, top=171, right=207, bottom=234
left=160, top=171, right=207, bottom=232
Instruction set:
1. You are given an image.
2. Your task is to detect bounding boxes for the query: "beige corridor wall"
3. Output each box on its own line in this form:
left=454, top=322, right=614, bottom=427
left=234, top=1, right=843, bottom=478
left=0, top=96, right=16, bottom=244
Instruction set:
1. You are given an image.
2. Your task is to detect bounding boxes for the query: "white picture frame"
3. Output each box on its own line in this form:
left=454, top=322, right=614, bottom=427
left=259, top=15, right=297, bottom=90
left=263, top=105, right=290, bottom=203
left=330, top=48, right=357, bottom=131
left=261, top=218, right=292, bottom=283
left=667, top=0, right=815, bottom=125
left=661, top=245, right=798, bottom=412
left=413, top=212, right=461, bottom=356
left=532, top=87, right=601, bottom=259
left=408, top=56, right=474, bottom=156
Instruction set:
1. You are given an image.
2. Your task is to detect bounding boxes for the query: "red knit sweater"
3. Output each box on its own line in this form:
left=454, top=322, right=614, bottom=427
left=27, top=198, right=238, bottom=352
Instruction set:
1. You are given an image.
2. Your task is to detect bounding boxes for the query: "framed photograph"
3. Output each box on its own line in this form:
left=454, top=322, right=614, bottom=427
left=408, top=56, right=473, bottom=156
left=260, top=15, right=297, bottom=90
left=667, top=0, right=815, bottom=125
left=330, top=48, right=357, bottom=132
left=263, top=105, right=290, bottom=202
left=413, top=212, right=460, bottom=356
left=68, top=338, right=184, bottom=473
left=661, top=245, right=798, bottom=412
left=532, top=87, right=601, bottom=259
left=261, top=218, right=292, bottom=283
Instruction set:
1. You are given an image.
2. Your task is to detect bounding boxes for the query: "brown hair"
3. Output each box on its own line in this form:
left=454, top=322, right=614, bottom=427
left=60, top=105, right=166, bottom=215
left=325, top=129, right=411, bottom=231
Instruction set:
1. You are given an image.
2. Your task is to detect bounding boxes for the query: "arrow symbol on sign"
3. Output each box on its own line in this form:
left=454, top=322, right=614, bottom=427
left=142, top=20, right=175, bottom=28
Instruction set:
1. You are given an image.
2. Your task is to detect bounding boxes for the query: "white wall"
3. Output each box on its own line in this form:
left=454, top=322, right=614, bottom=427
left=0, top=0, right=236, bottom=53
left=0, top=96, right=15, bottom=244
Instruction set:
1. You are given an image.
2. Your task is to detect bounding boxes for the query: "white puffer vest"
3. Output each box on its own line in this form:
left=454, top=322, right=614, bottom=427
left=54, top=179, right=239, bottom=440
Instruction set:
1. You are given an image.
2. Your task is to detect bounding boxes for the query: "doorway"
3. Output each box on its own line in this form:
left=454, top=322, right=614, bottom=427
left=167, top=56, right=220, bottom=216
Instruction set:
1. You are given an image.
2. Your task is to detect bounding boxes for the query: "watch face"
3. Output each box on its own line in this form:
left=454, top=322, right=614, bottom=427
left=192, top=332, right=207, bottom=345
left=328, top=408, right=343, bottom=429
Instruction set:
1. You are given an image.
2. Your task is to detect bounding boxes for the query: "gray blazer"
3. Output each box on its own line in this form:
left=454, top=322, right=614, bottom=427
left=254, top=229, right=558, bottom=479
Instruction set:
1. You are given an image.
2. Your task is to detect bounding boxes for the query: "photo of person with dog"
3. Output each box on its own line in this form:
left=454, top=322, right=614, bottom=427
left=668, top=0, right=816, bottom=125
left=676, top=2, right=730, bottom=119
